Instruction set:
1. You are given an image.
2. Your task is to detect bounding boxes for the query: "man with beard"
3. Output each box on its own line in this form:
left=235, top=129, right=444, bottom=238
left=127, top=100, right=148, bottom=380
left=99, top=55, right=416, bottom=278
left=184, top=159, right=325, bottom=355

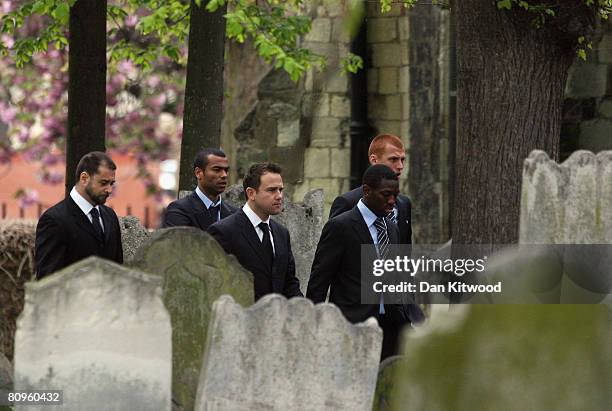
left=162, top=148, right=237, bottom=231
left=208, top=162, right=302, bottom=300
left=35, top=151, right=123, bottom=279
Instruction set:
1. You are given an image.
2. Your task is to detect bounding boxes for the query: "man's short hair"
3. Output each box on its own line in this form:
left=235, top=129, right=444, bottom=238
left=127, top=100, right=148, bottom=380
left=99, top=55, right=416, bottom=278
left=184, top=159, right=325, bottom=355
left=193, top=148, right=226, bottom=171
left=243, top=162, right=282, bottom=192
left=75, top=151, right=116, bottom=182
left=368, top=134, right=405, bottom=158
left=362, top=164, right=398, bottom=189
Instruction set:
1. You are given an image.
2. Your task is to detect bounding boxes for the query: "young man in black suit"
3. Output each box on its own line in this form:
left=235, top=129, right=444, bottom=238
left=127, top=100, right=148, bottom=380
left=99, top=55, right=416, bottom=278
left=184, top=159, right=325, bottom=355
left=162, top=148, right=238, bottom=231
left=207, top=162, right=303, bottom=300
left=35, top=152, right=123, bottom=279
left=307, top=164, right=423, bottom=360
left=329, top=134, right=412, bottom=244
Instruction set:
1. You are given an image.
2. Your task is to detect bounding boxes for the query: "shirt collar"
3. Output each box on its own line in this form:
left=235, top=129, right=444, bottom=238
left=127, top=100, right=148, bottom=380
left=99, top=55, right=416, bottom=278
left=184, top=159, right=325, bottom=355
left=357, top=199, right=379, bottom=228
left=195, top=186, right=221, bottom=209
left=242, top=202, right=270, bottom=229
left=70, top=187, right=98, bottom=216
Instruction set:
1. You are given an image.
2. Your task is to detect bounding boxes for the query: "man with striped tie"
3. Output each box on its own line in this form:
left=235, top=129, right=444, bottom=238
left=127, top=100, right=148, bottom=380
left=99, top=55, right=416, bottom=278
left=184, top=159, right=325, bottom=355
left=329, top=134, right=412, bottom=244
left=307, top=164, right=422, bottom=360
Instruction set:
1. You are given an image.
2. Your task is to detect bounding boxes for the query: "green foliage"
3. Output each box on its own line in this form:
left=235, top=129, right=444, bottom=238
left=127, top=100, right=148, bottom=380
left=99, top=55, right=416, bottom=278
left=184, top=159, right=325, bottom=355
left=380, top=0, right=417, bottom=13
left=495, top=0, right=611, bottom=59
left=0, top=0, right=327, bottom=81
left=340, top=52, right=363, bottom=74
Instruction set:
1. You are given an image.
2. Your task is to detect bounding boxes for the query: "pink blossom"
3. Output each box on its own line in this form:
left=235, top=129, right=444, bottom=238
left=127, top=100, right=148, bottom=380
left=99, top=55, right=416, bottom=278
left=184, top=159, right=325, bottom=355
left=1, top=34, right=14, bottom=49
left=109, top=73, right=126, bottom=89
left=146, top=75, right=161, bottom=88
left=1, top=1, right=12, bottom=13
left=125, top=15, right=138, bottom=28
left=42, top=154, right=59, bottom=166
left=118, top=60, right=136, bottom=76
left=17, top=189, right=39, bottom=208
left=18, top=129, right=30, bottom=143
left=0, top=104, right=16, bottom=123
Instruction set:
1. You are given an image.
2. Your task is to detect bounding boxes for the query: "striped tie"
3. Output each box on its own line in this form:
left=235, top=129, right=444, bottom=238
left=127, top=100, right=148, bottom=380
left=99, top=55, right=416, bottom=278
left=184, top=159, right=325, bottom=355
left=374, top=217, right=390, bottom=259
left=387, top=209, right=397, bottom=224
left=374, top=216, right=389, bottom=315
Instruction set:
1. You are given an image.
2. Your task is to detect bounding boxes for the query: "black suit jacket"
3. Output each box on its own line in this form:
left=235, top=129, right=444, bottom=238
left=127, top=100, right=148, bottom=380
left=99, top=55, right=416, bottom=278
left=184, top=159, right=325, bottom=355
left=307, top=206, right=423, bottom=327
left=329, top=186, right=412, bottom=244
left=161, top=191, right=238, bottom=231
left=35, top=196, right=123, bottom=279
left=207, top=209, right=303, bottom=301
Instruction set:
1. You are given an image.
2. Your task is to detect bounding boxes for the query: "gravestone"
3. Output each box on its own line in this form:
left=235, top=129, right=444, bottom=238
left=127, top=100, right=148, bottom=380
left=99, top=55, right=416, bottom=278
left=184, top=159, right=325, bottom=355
left=520, top=150, right=612, bottom=304
left=222, top=185, right=325, bottom=293
left=388, top=305, right=611, bottom=411
left=520, top=150, right=612, bottom=243
left=373, top=356, right=406, bottom=411
left=130, top=227, right=254, bottom=411
left=13, top=257, right=171, bottom=411
left=195, top=295, right=382, bottom=411
left=119, top=216, right=151, bottom=263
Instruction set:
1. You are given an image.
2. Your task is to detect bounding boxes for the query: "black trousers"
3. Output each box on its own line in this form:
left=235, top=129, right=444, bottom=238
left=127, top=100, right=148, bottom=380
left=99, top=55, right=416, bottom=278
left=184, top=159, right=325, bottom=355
left=378, top=311, right=410, bottom=361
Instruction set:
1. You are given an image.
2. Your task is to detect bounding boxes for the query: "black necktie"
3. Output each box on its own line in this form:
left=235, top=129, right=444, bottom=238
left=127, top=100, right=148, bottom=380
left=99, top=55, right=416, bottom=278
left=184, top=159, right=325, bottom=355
left=258, top=222, right=274, bottom=268
left=209, top=204, right=221, bottom=222
left=90, top=208, right=104, bottom=244
left=374, top=217, right=389, bottom=259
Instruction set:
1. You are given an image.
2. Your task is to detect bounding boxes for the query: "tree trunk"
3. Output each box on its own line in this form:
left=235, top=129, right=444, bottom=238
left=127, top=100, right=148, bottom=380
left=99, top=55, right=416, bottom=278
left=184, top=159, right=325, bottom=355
left=179, top=0, right=227, bottom=192
left=66, top=0, right=107, bottom=195
left=452, top=0, right=597, bottom=244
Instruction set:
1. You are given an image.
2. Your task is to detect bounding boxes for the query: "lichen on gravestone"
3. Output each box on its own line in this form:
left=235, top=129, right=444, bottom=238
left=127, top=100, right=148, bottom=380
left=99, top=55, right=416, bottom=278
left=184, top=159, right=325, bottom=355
left=130, top=227, right=254, bottom=411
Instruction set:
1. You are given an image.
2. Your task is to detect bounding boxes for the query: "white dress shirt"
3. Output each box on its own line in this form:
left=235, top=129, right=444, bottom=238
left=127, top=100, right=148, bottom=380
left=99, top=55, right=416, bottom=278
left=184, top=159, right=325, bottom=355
left=70, top=187, right=105, bottom=231
left=242, top=203, right=275, bottom=255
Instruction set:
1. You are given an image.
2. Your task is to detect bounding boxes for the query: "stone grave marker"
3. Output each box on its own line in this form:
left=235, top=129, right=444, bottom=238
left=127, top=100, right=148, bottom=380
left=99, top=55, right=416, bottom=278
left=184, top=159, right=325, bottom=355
left=195, top=295, right=382, bottom=411
left=13, top=257, right=171, bottom=411
left=130, top=227, right=254, bottom=410
left=389, top=305, right=611, bottom=411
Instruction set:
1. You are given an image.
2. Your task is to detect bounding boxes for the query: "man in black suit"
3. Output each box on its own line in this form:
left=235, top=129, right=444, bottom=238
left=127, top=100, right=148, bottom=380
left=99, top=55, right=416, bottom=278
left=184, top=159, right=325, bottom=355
left=307, top=164, right=423, bottom=360
left=162, top=148, right=238, bottom=230
left=207, top=162, right=302, bottom=300
left=35, top=152, right=123, bottom=279
left=330, top=134, right=412, bottom=244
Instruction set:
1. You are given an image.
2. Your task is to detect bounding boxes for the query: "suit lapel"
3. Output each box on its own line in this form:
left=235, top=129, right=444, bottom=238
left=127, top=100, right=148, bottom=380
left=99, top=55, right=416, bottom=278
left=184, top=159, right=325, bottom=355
left=349, top=207, right=374, bottom=245
left=269, top=220, right=285, bottom=275
left=396, top=196, right=408, bottom=226
left=238, top=211, right=270, bottom=270
left=220, top=202, right=233, bottom=219
left=66, top=196, right=101, bottom=242
left=189, top=192, right=214, bottom=230
left=100, top=206, right=113, bottom=244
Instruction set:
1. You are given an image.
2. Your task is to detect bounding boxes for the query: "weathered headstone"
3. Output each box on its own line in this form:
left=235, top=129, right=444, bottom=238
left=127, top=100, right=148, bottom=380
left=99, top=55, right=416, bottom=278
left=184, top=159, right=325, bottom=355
left=13, top=257, right=171, bottom=411
left=389, top=305, right=611, bottom=411
left=119, top=216, right=151, bottom=263
left=373, top=356, right=406, bottom=411
left=195, top=295, right=382, bottom=411
left=520, top=150, right=612, bottom=305
left=130, top=227, right=254, bottom=411
left=520, top=150, right=612, bottom=244
left=223, top=184, right=325, bottom=293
